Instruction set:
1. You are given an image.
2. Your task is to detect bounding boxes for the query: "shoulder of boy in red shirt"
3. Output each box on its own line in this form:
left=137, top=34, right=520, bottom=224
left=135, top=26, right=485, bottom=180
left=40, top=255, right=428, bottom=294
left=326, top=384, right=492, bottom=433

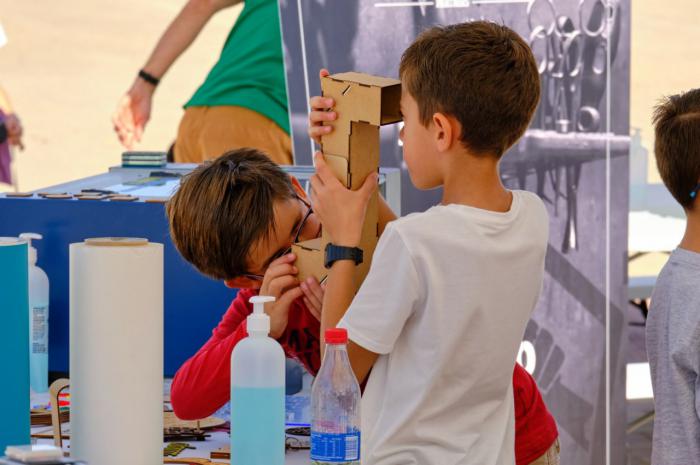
left=513, top=363, right=559, bottom=465
left=170, top=288, right=321, bottom=420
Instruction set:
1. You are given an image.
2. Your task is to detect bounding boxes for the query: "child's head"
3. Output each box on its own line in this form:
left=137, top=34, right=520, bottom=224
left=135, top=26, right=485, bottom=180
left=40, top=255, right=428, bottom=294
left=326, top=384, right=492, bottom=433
left=167, top=148, right=320, bottom=288
left=653, top=88, right=700, bottom=211
left=398, top=21, right=539, bottom=187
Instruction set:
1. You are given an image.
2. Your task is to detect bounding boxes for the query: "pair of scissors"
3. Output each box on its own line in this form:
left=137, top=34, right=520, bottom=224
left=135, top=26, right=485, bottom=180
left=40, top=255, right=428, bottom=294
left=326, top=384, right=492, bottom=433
left=578, top=0, right=620, bottom=132
left=528, top=0, right=585, bottom=133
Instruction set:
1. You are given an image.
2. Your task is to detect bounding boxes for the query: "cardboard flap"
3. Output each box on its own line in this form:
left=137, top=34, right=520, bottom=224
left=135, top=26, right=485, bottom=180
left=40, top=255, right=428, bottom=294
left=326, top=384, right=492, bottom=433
left=330, top=72, right=401, bottom=89
left=348, top=122, right=379, bottom=190
left=291, top=238, right=325, bottom=283
left=381, top=84, right=402, bottom=125
left=321, top=77, right=381, bottom=155
left=293, top=237, right=322, bottom=252
left=325, top=154, right=350, bottom=187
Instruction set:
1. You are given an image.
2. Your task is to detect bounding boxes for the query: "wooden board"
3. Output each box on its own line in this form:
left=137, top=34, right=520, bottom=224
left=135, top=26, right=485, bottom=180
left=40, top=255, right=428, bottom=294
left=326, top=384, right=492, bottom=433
left=164, top=458, right=228, bottom=465
left=31, top=408, right=69, bottom=427
left=31, top=413, right=226, bottom=440
left=163, top=412, right=226, bottom=430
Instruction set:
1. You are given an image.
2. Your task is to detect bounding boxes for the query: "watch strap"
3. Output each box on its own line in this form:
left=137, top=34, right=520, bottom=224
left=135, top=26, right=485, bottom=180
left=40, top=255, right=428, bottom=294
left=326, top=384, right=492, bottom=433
left=138, top=69, right=160, bottom=86
left=324, top=243, right=364, bottom=269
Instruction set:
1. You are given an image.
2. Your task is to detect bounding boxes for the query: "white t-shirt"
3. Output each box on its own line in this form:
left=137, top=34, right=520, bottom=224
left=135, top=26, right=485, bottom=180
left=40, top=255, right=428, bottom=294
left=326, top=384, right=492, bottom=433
left=339, top=190, right=549, bottom=465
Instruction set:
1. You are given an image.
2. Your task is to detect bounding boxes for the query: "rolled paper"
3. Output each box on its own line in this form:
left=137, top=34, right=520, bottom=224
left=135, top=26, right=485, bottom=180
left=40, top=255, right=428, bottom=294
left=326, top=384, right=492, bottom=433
left=70, top=238, right=163, bottom=465
left=0, top=238, right=29, bottom=450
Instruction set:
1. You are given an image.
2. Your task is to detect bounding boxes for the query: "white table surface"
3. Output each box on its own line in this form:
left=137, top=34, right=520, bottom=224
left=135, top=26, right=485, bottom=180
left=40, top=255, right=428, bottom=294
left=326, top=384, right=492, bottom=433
left=172, top=431, right=309, bottom=464
left=30, top=428, right=310, bottom=465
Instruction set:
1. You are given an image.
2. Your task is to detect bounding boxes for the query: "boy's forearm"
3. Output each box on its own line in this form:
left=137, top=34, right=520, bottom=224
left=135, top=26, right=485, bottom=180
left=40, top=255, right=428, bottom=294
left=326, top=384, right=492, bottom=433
left=320, top=259, right=380, bottom=383
left=320, top=260, right=356, bottom=359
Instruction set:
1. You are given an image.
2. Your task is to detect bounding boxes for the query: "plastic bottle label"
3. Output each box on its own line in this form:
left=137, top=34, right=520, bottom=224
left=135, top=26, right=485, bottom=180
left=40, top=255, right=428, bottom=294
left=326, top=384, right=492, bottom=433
left=31, top=306, right=48, bottom=354
left=310, top=431, right=360, bottom=463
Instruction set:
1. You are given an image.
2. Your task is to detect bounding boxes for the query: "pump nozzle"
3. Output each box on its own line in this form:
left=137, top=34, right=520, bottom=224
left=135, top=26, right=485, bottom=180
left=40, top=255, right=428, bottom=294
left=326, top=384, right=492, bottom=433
left=19, top=233, right=42, bottom=265
left=248, top=295, right=276, bottom=335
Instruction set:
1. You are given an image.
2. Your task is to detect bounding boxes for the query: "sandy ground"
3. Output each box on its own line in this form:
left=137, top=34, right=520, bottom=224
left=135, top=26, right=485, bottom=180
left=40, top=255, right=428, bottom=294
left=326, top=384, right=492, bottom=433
left=0, top=0, right=241, bottom=192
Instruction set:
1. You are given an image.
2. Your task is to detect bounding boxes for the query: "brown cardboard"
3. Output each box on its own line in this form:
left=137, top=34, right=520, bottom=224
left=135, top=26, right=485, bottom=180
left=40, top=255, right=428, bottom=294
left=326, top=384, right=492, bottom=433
left=292, top=237, right=326, bottom=283
left=292, top=72, right=402, bottom=291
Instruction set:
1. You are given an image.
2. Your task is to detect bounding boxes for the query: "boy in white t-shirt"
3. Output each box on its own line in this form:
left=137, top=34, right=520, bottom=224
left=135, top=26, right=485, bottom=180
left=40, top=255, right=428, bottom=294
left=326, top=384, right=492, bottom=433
left=309, top=21, right=548, bottom=465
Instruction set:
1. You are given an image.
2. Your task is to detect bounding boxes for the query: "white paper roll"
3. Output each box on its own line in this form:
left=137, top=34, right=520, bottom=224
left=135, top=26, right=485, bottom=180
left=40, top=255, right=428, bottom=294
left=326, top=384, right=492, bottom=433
left=69, top=238, right=163, bottom=465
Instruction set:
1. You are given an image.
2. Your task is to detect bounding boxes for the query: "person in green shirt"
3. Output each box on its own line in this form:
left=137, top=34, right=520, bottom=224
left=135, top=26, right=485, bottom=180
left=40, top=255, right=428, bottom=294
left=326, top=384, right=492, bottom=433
left=112, top=0, right=292, bottom=165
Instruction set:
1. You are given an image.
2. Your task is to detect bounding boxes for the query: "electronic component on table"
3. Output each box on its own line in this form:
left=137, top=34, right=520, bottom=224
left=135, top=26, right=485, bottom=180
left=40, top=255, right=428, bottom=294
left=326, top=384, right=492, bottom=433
left=163, top=443, right=195, bottom=457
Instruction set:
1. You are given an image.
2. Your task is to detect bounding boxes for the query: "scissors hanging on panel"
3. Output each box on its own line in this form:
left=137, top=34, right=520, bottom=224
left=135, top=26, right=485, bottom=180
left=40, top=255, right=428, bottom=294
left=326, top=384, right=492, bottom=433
left=527, top=0, right=619, bottom=134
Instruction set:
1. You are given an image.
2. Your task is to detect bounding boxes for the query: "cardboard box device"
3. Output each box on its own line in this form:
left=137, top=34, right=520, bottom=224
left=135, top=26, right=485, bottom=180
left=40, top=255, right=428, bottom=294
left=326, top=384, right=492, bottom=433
left=292, top=72, right=402, bottom=291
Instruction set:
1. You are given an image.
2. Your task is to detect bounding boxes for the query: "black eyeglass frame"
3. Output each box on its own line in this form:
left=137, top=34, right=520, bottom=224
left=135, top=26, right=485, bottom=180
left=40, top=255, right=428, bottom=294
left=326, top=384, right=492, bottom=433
left=240, top=195, right=314, bottom=282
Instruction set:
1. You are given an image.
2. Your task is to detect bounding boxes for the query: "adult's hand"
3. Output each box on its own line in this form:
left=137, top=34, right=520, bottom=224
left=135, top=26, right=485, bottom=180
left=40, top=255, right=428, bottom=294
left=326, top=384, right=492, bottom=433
left=112, top=79, right=154, bottom=149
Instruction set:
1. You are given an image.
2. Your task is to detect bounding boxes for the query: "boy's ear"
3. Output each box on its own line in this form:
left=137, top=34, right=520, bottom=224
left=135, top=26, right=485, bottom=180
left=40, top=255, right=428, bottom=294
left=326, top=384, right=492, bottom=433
left=432, top=112, right=461, bottom=152
left=290, top=175, right=309, bottom=201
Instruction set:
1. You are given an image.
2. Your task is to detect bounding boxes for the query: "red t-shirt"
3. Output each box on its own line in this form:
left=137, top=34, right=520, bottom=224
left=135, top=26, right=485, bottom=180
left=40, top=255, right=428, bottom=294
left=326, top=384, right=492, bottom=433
left=170, top=290, right=557, bottom=464
left=170, top=288, right=320, bottom=420
left=513, top=363, right=559, bottom=465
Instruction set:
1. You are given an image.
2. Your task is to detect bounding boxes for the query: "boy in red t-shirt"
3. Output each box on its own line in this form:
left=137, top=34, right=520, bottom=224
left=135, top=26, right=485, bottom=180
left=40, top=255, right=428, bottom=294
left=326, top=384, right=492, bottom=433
left=167, top=152, right=558, bottom=464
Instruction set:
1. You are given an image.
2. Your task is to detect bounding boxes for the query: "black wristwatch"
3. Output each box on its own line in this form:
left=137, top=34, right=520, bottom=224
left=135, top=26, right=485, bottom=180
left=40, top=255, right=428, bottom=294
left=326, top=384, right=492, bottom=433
left=324, top=243, right=364, bottom=269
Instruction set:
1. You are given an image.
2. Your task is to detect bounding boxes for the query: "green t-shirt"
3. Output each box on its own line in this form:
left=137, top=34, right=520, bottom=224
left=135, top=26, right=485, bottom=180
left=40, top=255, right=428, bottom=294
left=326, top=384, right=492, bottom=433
left=185, top=0, right=290, bottom=134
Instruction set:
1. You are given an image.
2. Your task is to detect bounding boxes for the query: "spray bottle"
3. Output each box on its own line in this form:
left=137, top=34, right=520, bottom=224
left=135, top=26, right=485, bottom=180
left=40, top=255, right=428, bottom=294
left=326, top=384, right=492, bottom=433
left=19, top=233, right=49, bottom=394
left=230, top=295, right=285, bottom=465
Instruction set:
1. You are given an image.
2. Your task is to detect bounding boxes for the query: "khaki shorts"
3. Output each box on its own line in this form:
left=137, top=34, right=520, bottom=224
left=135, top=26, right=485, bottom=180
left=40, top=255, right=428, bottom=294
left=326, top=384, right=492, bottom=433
left=174, top=105, right=293, bottom=165
left=528, top=439, right=560, bottom=465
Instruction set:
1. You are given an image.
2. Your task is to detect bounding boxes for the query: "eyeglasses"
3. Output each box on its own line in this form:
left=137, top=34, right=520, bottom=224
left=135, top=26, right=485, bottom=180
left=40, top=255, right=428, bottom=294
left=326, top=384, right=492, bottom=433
left=241, top=196, right=316, bottom=282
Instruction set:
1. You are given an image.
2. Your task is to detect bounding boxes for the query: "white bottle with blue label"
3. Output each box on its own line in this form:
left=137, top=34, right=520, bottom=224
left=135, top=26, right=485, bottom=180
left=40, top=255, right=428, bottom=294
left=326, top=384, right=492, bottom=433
left=311, top=328, right=361, bottom=465
left=20, top=233, right=49, bottom=394
left=230, top=295, right=285, bottom=465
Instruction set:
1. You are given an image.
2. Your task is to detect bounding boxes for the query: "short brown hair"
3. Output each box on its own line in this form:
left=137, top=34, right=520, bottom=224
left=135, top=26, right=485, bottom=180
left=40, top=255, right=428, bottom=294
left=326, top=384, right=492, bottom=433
left=399, top=21, right=540, bottom=157
left=653, top=89, right=700, bottom=209
left=166, top=148, right=296, bottom=280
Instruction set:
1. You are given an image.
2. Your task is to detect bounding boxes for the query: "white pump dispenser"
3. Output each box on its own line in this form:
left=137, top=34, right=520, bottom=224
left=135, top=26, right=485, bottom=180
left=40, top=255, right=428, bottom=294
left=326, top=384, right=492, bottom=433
left=230, top=295, right=286, bottom=465
left=19, top=233, right=49, bottom=394
left=19, top=233, right=41, bottom=265
left=247, top=295, right=275, bottom=334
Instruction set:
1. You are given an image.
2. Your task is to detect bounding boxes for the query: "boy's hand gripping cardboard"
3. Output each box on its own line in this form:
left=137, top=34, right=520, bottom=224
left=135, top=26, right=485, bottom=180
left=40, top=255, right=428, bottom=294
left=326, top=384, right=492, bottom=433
left=292, top=72, right=402, bottom=290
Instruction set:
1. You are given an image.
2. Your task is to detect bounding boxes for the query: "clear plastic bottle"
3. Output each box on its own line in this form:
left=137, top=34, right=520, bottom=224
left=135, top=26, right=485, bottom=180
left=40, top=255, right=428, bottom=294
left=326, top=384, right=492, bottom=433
left=311, top=328, right=361, bottom=465
left=230, top=295, right=285, bottom=465
left=19, top=233, right=49, bottom=394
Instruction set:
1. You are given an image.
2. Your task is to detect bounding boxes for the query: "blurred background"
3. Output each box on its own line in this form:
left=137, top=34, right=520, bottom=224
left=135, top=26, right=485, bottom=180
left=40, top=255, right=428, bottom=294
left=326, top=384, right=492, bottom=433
left=0, top=1, right=697, bottom=193
left=0, top=0, right=241, bottom=192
